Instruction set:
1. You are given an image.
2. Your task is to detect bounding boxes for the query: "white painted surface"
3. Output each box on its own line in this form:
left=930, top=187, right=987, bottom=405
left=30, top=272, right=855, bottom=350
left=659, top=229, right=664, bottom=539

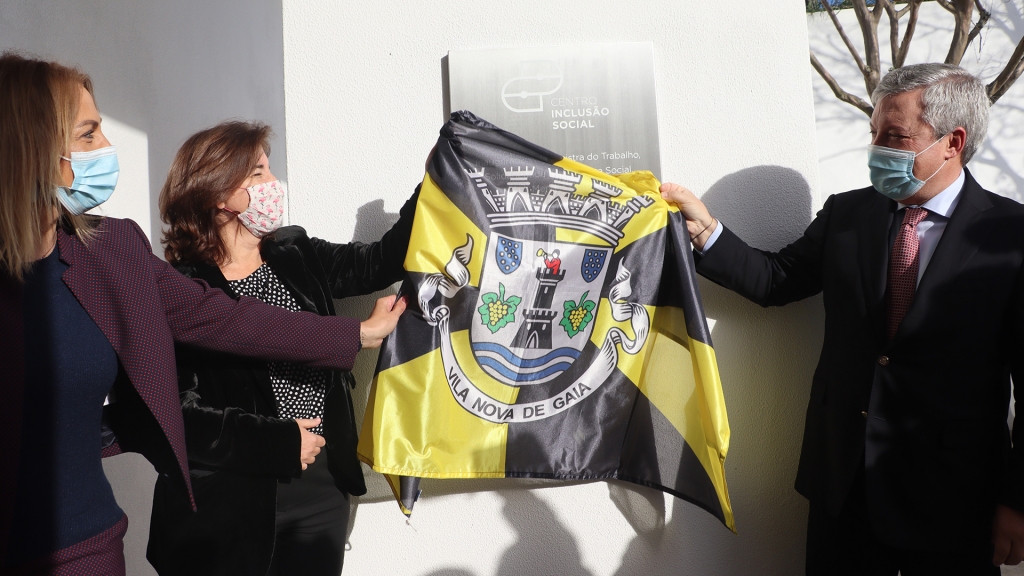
left=284, top=2, right=820, bottom=575
left=87, top=117, right=152, bottom=236
left=0, top=0, right=289, bottom=242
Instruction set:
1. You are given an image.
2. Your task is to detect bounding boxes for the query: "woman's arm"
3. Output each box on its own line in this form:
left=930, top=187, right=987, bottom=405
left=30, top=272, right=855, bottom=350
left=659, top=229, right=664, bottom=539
left=310, top=186, right=420, bottom=299
left=174, top=352, right=302, bottom=477
left=141, top=218, right=362, bottom=370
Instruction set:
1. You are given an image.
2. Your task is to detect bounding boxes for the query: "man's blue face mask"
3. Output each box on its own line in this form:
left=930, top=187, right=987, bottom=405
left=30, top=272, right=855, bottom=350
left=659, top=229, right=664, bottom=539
left=867, top=136, right=947, bottom=202
left=57, top=146, right=119, bottom=215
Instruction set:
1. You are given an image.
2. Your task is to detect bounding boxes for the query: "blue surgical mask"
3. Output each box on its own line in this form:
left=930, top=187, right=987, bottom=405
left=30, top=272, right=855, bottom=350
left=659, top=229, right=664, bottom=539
left=867, top=137, right=947, bottom=201
left=57, top=146, right=120, bottom=215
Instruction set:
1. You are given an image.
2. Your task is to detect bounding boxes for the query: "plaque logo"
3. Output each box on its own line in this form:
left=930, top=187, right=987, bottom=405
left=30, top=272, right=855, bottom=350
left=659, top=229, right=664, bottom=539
left=501, top=60, right=563, bottom=113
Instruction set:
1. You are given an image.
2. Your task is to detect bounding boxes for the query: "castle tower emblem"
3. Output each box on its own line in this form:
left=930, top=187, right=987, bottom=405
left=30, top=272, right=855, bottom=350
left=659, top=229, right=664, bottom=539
left=510, top=253, right=566, bottom=350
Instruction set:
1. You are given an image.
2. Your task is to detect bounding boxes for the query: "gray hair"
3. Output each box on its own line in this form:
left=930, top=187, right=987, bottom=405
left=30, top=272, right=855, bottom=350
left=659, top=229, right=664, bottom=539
left=872, top=63, right=989, bottom=164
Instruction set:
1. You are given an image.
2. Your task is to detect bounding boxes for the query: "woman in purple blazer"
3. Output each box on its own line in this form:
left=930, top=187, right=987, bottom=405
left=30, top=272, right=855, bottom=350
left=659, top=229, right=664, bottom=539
left=0, top=52, right=406, bottom=575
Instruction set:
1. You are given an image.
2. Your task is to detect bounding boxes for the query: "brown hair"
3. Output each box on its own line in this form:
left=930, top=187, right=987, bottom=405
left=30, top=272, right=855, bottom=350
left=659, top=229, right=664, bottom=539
left=0, top=51, right=99, bottom=280
left=159, top=120, right=271, bottom=265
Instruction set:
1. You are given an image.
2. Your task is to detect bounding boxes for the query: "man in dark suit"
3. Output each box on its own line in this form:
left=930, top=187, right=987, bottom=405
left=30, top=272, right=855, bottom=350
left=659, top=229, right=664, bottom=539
left=661, top=63, right=1024, bottom=574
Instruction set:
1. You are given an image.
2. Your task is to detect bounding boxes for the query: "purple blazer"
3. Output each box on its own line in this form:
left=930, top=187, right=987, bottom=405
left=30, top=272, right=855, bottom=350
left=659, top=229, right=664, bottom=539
left=0, top=217, right=362, bottom=555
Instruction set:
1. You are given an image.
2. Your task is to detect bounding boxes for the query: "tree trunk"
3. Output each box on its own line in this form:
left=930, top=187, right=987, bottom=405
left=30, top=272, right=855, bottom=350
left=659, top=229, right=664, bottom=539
left=945, top=0, right=974, bottom=65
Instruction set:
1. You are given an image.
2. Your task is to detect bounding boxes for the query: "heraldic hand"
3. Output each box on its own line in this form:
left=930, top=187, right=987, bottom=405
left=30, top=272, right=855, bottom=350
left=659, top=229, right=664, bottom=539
left=296, top=417, right=325, bottom=470
left=360, top=294, right=407, bottom=349
left=660, top=182, right=718, bottom=251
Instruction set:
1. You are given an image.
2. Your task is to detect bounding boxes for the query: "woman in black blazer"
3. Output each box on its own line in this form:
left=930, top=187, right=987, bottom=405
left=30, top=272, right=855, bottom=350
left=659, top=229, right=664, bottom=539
left=147, top=121, right=416, bottom=576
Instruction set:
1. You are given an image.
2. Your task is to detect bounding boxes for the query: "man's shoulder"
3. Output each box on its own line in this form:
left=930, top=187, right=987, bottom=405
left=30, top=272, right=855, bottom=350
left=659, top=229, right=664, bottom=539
left=978, top=187, right=1024, bottom=214
left=827, top=185, right=878, bottom=207
left=816, top=186, right=882, bottom=221
left=962, top=171, right=1024, bottom=220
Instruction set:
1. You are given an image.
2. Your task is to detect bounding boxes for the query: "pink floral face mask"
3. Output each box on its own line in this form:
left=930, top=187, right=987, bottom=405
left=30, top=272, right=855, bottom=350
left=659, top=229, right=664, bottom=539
left=226, top=180, right=286, bottom=238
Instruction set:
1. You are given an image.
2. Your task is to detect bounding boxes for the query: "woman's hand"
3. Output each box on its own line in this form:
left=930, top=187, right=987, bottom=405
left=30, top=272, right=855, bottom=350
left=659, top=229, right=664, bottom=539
left=660, top=182, right=718, bottom=251
left=360, top=295, right=407, bottom=349
left=296, top=417, right=325, bottom=470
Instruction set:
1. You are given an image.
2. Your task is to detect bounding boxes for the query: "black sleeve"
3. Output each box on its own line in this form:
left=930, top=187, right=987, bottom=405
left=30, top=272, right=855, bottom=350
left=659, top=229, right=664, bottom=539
left=694, top=193, right=834, bottom=307
left=308, top=186, right=420, bottom=299
left=175, top=349, right=302, bottom=478
left=1001, top=261, right=1024, bottom=513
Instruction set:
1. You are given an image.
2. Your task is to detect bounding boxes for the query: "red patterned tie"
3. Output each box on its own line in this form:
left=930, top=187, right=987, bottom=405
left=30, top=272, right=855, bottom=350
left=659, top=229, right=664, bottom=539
left=886, top=207, right=928, bottom=340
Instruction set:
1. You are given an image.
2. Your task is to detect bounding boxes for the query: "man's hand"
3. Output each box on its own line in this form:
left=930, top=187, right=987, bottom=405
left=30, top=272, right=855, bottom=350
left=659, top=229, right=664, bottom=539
left=359, top=294, right=407, bottom=349
left=660, top=182, right=718, bottom=250
left=296, top=417, right=325, bottom=471
left=993, top=504, right=1024, bottom=565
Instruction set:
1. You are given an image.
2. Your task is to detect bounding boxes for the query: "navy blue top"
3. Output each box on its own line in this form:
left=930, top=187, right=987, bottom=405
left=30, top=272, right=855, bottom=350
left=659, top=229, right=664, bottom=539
left=4, top=245, right=121, bottom=566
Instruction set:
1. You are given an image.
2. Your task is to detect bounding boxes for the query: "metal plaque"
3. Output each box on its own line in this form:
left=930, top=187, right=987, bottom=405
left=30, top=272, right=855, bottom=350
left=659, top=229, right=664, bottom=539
left=445, top=42, right=661, bottom=179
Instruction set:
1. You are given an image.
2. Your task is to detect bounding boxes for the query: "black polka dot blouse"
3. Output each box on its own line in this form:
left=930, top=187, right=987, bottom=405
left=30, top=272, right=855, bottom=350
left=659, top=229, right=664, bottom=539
left=228, top=263, right=327, bottom=435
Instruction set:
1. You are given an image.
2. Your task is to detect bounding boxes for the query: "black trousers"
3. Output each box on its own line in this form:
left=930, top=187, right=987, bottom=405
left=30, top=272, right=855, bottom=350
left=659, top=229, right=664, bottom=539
left=805, top=472, right=998, bottom=576
left=267, top=457, right=350, bottom=576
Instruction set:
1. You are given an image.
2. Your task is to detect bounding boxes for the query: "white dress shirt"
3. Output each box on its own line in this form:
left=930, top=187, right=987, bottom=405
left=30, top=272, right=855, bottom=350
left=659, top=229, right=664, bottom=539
left=893, top=168, right=965, bottom=285
left=700, top=169, right=966, bottom=287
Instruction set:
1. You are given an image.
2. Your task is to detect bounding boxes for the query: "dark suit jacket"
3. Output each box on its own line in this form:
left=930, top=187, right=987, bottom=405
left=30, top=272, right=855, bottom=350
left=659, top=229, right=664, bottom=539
left=0, top=217, right=362, bottom=559
left=147, top=192, right=415, bottom=576
left=695, top=169, right=1024, bottom=548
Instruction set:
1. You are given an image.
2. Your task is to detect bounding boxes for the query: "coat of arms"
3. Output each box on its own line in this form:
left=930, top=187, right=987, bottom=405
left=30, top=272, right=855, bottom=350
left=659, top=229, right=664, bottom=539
left=418, top=166, right=654, bottom=423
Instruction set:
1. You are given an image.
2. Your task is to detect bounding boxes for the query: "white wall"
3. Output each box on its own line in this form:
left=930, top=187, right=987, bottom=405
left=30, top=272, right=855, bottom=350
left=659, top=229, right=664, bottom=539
left=0, top=0, right=289, bottom=242
left=0, top=2, right=288, bottom=574
left=283, top=2, right=822, bottom=574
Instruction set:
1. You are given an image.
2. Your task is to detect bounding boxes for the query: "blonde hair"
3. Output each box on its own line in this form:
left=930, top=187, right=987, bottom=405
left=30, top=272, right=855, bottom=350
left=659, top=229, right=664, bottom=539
left=0, top=52, right=99, bottom=280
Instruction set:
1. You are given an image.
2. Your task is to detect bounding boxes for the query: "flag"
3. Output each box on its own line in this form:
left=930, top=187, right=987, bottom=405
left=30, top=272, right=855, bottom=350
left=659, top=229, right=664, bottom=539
left=357, top=111, right=734, bottom=531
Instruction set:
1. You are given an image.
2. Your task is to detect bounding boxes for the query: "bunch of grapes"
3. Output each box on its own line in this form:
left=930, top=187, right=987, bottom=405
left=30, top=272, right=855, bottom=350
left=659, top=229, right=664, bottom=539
left=487, top=301, right=510, bottom=325
left=567, top=307, right=587, bottom=331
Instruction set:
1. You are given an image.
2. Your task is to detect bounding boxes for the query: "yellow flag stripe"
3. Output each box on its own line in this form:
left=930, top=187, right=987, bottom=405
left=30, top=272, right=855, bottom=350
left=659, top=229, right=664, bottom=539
left=362, top=347, right=509, bottom=479
left=405, top=173, right=487, bottom=283
left=637, top=306, right=734, bottom=531
left=550, top=161, right=670, bottom=253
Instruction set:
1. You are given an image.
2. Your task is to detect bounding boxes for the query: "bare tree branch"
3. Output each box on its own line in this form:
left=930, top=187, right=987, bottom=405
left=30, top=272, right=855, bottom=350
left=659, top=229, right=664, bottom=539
left=965, top=0, right=991, bottom=52
left=989, top=35, right=1024, bottom=103
left=881, top=0, right=920, bottom=69
left=817, top=0, right=869, bottom=78
left=810, top=51, right=874, bottom=117
left=848, top=0, right=885, bottom=96
left=884, top=0, right=900, bottom=65
left=812, top=0, right=1020, bottom=112
left=895, top=0, right=922, bottom=68
left=945, top=0, right=975, bottom=65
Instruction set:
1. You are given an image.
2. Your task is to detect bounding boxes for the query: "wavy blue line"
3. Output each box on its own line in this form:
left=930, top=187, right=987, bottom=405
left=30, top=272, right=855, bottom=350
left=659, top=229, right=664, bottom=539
left=477, top=358, right=571, bottom=382
left=471, top=343, right=580, bottom=368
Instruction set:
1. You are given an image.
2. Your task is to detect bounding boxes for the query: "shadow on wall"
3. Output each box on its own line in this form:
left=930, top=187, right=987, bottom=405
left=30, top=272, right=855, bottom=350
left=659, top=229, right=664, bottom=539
left=611, top=166, right=819, bottom=575
left=495, top=490, right=594, bottom=576
left=344, top=165, right=821, bottom=575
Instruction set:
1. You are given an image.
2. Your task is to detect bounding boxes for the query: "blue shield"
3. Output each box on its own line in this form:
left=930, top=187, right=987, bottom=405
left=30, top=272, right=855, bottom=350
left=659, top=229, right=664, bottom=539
left=496, top=236, right=523, bottom=275
left=581, top=249, right=608, bottom=283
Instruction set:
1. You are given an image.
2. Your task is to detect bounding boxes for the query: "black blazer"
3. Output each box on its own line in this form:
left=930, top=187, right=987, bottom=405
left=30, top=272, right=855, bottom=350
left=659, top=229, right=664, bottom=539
left=147, top=191, right=416, bottom=576
left=696, top=170, right=1024, bottom=549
